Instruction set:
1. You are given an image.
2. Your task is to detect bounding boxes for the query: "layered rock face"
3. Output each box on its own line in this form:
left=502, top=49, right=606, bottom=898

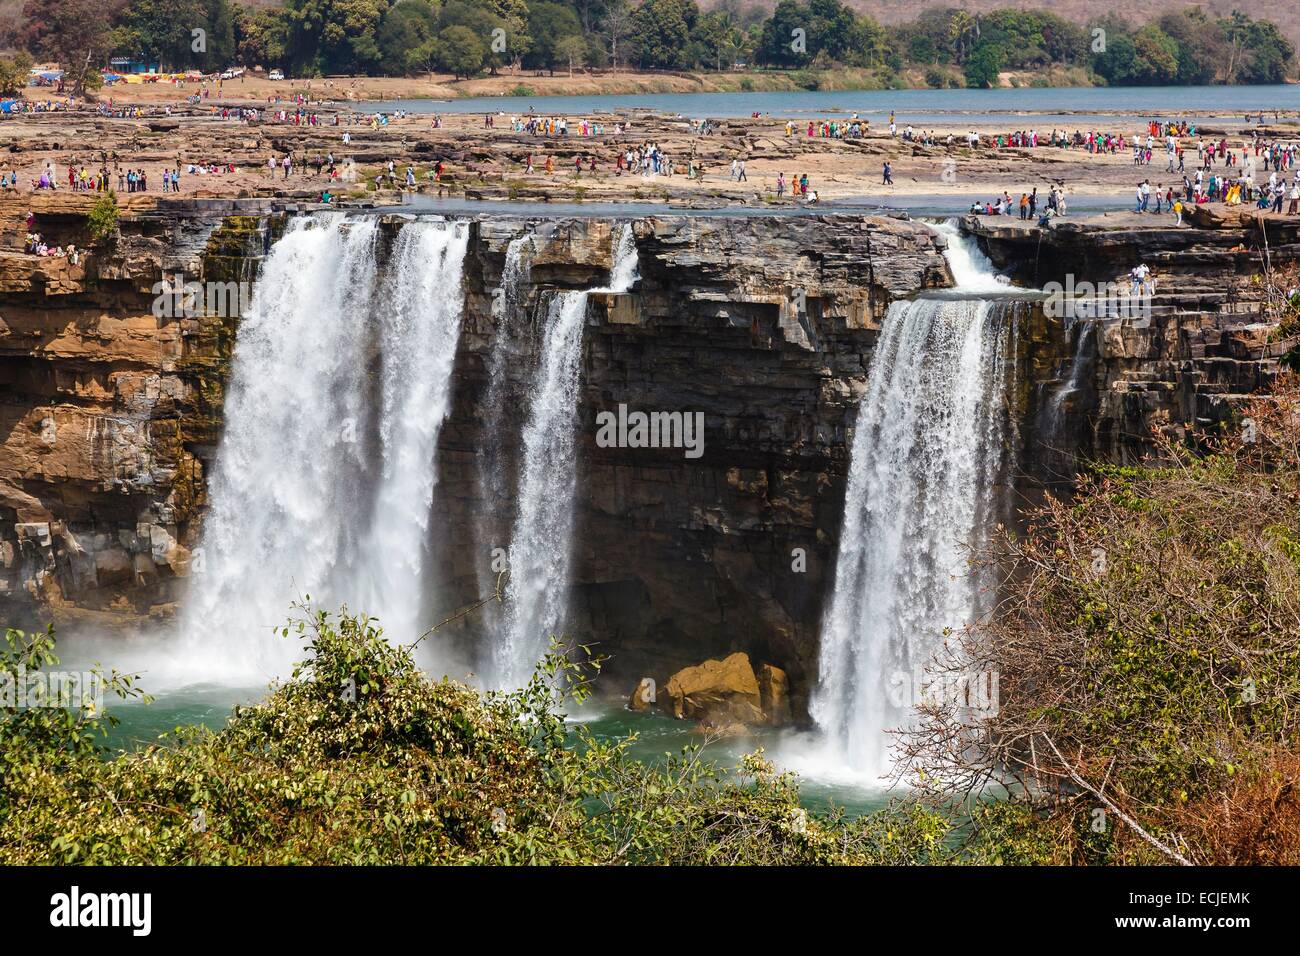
left=435, top=213, right=951, bottom=699
left=2, top=198, right=1288, bottom=716
left=0, top=195, right=271, bottom=626
left=1, top=202, right=949, bottom=707
left=967, top=213, right=1297, bottom=472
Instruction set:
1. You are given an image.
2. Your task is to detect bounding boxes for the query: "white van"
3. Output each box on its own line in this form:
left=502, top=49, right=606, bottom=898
left=268, top=69, right=285, bottom=81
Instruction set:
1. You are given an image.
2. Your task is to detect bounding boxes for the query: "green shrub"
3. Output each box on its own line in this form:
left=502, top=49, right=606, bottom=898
left=0, top=608, right=956, bottom=865
left=86, top=192, right=120, bottom=244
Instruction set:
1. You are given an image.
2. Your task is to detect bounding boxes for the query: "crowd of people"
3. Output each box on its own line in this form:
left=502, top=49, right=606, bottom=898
left=970, top=184, right=1070, bottom=224
left=23, top=230, right=80, bottom=263
left=784, top=118, right=868, bottom=139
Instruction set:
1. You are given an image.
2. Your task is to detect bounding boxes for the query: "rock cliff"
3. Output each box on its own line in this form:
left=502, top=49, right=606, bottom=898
left=1, top=197, right=1288, bottom=716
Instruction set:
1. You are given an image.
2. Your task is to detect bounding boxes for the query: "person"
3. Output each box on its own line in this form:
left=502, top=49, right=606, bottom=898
left=882, top=161, right=892, bottom=185
left=1289, top=183, right=1300, bottom=215
left=1019, top=193, right=1029, bottom=219
left=776, top=172, right=785, bottom=198
left=1173, top=198, right=1184, bottom=225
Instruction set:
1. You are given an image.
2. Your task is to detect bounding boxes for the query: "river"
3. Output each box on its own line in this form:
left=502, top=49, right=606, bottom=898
left=368, top=83, right=1300, bottom=125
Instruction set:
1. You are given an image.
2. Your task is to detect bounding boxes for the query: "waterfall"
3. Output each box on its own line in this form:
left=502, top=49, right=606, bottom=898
left=475, top=234, right=534, bottom=610
left=930, top=218, right=1011, bottom=293
left=171, top=214, right=468, bottom=685
left=1037, top=321, right=1096, bottom=482
left=810, top=226, right=1013, bottom=783
left=1042, top=321, right=1096, bottom=436
left=358, top=219, right=470, bottom=644
left=493, top=224, right=639, bottom=688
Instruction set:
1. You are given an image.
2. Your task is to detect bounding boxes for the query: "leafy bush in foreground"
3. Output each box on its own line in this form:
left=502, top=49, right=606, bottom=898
left=0, top=610, right=951, bottom=865
left=904, top=377, right=1300, bottom=865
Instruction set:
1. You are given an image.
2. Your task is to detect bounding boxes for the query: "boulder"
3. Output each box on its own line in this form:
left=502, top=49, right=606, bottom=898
left=756, top=663, right=792, bottom=726
left=628, top=677, right=657, bottom=712
left=662, top=652, right=763, bottom=726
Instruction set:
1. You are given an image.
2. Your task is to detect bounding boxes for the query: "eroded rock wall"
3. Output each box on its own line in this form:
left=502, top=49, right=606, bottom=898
left=968, top=214, right=1297, bottom=472
left=3, top=199, right=1287, bottom=711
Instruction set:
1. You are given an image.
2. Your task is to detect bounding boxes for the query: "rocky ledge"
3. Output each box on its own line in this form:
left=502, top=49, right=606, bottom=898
left=965, top=211, right=1296, bottom=467
left=1, top=196, right=1288, bottom=719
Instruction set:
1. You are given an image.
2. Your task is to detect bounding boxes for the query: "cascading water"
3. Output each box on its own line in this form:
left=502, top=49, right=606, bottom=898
left=493, top=224, right=639, bottom=688
left=475, top=234, right=533, bottom=609
left=930, top=218, right=1011, bottom=293
left=1042, top=322, right=1096, bottom=437
left=358, top=219, right=470, bottom=644
left=809, top=223, right=1013, bottom=783
left=1032, top=320, right=1096, bottom=484
left=170, top=214, right=468, bottom=685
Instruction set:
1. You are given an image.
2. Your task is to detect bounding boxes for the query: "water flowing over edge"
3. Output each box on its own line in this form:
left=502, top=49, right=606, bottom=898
left=797, top=222, right=1016, bottom=787
left=494, top=224, right=639, bottom=688
left=161, top=214, right=470, bottom=687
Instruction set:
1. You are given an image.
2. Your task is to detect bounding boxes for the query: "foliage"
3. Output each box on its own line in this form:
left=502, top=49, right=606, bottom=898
left=86, top=192, right=121, bottom=243
left=8, top=2, right=1293, bottom=85
left=0, top=607, right=957, bottom=865
left=112, top=0, right=238, bottom=73
left=1091, top=9, right=1293, bottom=86
left=17, top=0, right=121, bottom=94
left=1, top=625, right=148, bottom=823
left=902, top=377, right=1300, bottom=865
left=0, top=51, right=32, bottom=95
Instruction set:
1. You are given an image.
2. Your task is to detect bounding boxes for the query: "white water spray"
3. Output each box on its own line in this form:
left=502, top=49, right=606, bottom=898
left=170, top=214, right=468, bottom=686
left=808, top=224, right=1012, bottom=784
left=494, top=224, right=639, bottom=688
left=358, top=219, right=470, bottom=643
left=476, top=233, right=534, bottom=605
left=931, top=218, right=1011, bottom=293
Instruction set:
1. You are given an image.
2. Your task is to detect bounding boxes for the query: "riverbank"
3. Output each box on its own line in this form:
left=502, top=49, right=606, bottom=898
left=5, top=100, right=1296, bottom=213
left=24, top=65, right=1110, bottom=107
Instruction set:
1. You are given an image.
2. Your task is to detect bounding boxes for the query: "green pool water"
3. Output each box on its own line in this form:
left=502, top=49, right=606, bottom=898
left=98, top=686, right=893, bottom=819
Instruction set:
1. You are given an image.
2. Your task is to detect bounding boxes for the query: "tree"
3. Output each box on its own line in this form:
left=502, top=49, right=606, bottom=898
left=278, top=0, right=391, bottom=76
left=555, top=35, right=587, bottom=76
left=0, top=52, right=34, bottom=95
left=377, top=0, right=438, bottom=75
left=112, top=0, right=238, bottom=72
left=18, top=0, right=124, bottom=95
left=630, top=0, right=698, bottom=70
left=757, top=0, right=808, bottom=68
left=523, top=2, right=584, bottom=73
left=604, top=0, right=634, bottom=71
left=437, top=24, right=486, bottom=78
left=1235, top=17, right=1294, bottom=84
left=690, top=10, right=744, bottom=71
left=238, top=9, right=290, bottom=67
left=963, top=36, right=1002, bottom=88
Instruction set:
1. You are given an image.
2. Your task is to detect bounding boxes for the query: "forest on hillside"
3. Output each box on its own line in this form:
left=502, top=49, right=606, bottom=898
left=9, top=0, right=1296, bottom=90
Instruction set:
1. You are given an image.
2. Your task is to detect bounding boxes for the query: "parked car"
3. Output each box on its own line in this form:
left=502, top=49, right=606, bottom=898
left=268, top=69, right=284, bottom=81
